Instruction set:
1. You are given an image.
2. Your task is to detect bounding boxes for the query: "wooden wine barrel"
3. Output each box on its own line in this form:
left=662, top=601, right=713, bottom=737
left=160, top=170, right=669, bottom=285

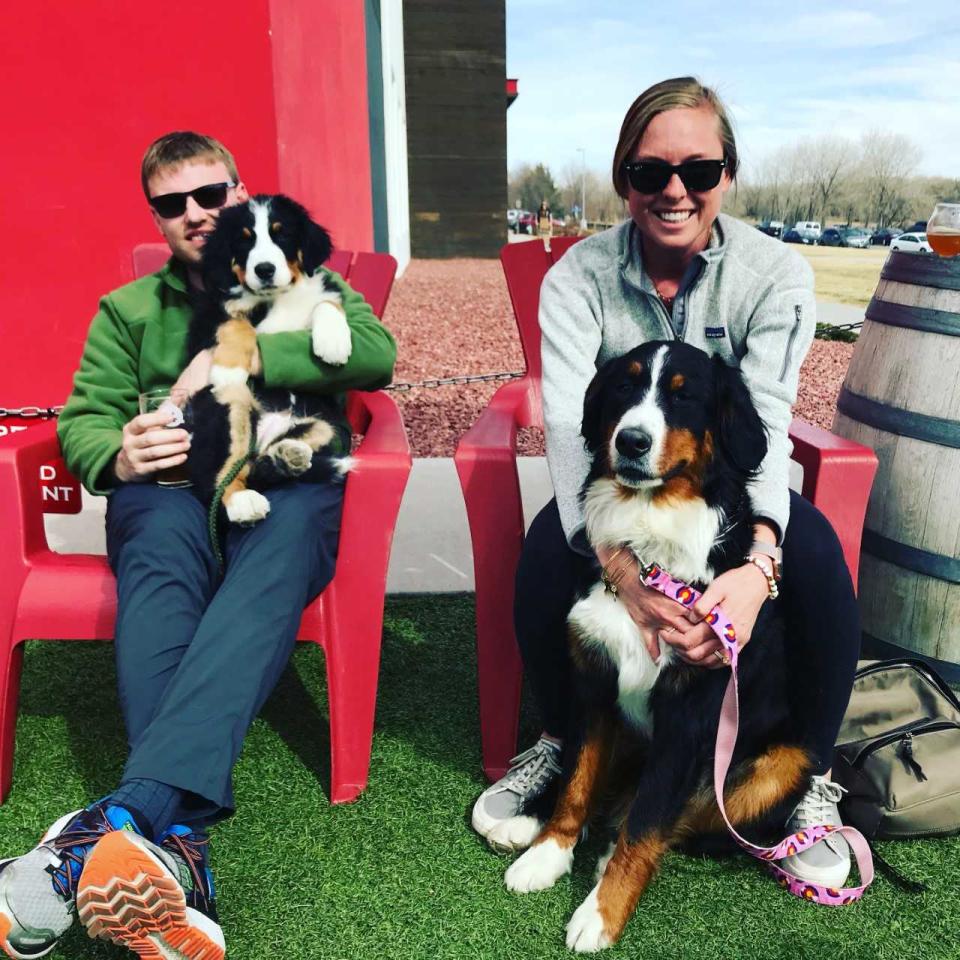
left=832, top=251, right=960, bottom=677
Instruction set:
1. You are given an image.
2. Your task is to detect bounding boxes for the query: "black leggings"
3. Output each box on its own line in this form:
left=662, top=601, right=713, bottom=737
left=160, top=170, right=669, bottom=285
left=514, top=490, right=861, bottom=773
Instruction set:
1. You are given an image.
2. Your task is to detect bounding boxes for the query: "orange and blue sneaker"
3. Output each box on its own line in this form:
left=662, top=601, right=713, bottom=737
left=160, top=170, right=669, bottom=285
left=77, top=823, right=224, bottom=959
left=0, top=803, right=147, bottom=959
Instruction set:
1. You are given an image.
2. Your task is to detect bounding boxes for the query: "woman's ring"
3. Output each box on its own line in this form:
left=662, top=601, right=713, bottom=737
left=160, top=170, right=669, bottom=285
left=713, top=650, right=730, bottom=665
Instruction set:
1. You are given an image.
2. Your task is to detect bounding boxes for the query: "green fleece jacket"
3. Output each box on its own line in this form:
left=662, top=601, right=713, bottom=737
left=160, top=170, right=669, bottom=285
left=58, top=258, right=397, bottom=495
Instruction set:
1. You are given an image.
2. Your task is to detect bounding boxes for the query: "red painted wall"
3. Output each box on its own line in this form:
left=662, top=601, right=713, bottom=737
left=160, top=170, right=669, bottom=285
left=0, top=0, right=371, bottom=410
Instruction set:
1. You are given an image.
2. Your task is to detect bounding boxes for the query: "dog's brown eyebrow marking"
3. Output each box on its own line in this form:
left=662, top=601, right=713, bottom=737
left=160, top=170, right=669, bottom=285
left=670, top=374, right=685, bottom=390
left=628, top=361, right=644, bottom=377
left=271, top=221, right=281, bottom=233
left=242, top=227, right=252, bottom=238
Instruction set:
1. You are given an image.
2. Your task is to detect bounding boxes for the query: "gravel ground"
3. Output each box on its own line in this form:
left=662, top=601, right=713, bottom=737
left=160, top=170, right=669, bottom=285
left=384, top=259, right=854, bottom=457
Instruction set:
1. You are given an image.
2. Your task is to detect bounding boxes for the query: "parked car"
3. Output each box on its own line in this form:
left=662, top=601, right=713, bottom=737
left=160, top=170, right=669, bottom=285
left=506, top=209, right=520, bottom=228
left=509, top=210, right=535, bottom=234
left=794, top=220, right=822, bottom=243
left=782, top=228, right=805, bottom=244
left=842, top=227, right=871, bottom=249
left=757, top=219, right=784, bottom=239
left=870, top=227, right=901, bottom=246
left=903, top=220, right=928, bottom=235
left=819, top=228, right=844, bottom=247
left=890, top=232, right=932, bottom=254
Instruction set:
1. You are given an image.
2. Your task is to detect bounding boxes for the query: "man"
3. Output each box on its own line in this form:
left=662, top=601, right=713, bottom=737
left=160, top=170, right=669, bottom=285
left=0, top=132, right=396, bottom=960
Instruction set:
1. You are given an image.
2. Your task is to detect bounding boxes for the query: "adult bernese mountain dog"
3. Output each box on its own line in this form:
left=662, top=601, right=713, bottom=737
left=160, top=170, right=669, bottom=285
left=184, top=194, right=352, bottom=524
left=502, top=341, right=814, bottom=952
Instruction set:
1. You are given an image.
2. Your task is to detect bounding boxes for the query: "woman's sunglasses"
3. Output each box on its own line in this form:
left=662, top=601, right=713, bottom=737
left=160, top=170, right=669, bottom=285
left=622, top=159, right=726, bottom=194
left=149, top=181, right=235, bottom=219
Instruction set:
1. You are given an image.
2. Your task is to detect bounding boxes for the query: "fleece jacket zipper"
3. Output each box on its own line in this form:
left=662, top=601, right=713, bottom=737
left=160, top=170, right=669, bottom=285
left=779, top=303, right=803, bottom=383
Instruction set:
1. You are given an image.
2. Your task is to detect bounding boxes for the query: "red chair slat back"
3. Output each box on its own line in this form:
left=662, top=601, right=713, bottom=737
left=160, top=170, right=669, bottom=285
left=131, top=245, right=397, bottom=319
left=499, top=237, right=582, bottom=381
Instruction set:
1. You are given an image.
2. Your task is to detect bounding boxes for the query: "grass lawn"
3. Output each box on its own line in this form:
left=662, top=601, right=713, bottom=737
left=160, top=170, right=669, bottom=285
left=794, top=245, right=888, bottom=309
left=2, top=594, right=958, bottom=960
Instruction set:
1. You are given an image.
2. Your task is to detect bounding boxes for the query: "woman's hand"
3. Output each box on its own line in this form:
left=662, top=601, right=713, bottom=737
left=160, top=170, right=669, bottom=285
left=113, top=410, right=190, bottom=483
left=595, top=545, right=697, bottom=660
left=663, top=563, right=771, bottom=669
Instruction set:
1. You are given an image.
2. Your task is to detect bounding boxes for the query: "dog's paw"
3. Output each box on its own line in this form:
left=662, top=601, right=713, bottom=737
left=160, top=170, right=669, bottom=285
left=271, top=438, right=313, bottom=476
left=505, top=839, right=574, bottom=893
left=225, top=489, right=271, bottom=525
left=210, top=364, right=249, bottom=388
left=311, top=307, right=352, bottom=366
left=565, top=886, right=612, bottom=953
left=484, top=815, right=543, bottom=853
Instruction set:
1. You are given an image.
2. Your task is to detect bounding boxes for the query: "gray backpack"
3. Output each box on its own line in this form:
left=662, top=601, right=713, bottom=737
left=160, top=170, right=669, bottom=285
left=833, top=659, right=960, bottom=840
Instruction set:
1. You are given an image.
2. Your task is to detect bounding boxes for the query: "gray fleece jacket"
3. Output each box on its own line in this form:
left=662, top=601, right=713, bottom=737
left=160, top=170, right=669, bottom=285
left=540, top=213, right=816, bottom=551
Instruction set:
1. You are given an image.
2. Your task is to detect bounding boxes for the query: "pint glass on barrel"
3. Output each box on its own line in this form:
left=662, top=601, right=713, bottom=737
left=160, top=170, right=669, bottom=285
left=926, top=202, right=960, bottom=257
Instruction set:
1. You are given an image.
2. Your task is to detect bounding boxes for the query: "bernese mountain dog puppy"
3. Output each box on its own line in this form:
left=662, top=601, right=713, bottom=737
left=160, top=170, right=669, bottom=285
left=502, top=342, right=814, bottom=952
left=184, top=194, right=352, bottom=524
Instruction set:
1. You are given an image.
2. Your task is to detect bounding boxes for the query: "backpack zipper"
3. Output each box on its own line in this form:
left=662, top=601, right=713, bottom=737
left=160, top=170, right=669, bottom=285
left=851, top=718, right=959, bottom=770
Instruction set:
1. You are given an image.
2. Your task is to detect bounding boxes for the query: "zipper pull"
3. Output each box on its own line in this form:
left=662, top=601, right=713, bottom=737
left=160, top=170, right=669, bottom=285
left=795, top=304, right=803, bottom=324
left=899, top=733, right=928, bottom=782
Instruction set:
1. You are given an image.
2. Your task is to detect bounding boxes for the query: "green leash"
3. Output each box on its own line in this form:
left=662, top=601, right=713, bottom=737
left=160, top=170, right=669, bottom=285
left=207, top=428, right=258, bottom=574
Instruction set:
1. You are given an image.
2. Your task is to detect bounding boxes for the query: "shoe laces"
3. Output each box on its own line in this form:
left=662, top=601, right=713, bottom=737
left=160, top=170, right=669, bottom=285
left=789, top=775, right=847, bottom=830
left=161, top=830, right=214, bottom=912
left=499, top=739, right=562, bottom=798
left=46, top=805, right=114, bottom=901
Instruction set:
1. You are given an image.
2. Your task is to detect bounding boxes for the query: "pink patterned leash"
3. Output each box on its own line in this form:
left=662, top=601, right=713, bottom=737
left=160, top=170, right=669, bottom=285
left=640, top=562, right=875, bottom=905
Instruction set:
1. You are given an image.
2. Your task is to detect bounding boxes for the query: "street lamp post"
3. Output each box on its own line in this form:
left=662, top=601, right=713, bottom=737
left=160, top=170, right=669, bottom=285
left=577, top=147, right=587, bottom=230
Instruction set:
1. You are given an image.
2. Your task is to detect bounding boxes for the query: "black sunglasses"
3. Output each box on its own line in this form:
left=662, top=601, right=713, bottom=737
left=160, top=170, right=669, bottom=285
left=622, top=159, right=726, bottom=194
left=149, top=181, right=235, bottom=219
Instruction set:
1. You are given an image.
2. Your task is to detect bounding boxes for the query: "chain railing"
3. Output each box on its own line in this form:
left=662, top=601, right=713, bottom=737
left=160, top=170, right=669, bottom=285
left=0, top=371, right=528, bottom=419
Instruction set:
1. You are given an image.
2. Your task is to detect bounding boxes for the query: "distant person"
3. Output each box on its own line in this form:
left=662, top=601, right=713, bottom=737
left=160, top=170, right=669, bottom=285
left=471, top=76, right=859, bottom=893
left=537, top=199, right=553, bottom=238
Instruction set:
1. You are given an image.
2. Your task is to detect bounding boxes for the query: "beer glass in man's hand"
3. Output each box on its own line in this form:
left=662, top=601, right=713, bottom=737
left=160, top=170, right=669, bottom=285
left=926, top=202, right=960, bottom=257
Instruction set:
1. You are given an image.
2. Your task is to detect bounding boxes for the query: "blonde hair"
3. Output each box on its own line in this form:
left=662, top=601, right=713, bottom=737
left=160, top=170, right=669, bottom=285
left=141, top=131, right=239, bottom=198
left=612, top=77, right=739, bottom=199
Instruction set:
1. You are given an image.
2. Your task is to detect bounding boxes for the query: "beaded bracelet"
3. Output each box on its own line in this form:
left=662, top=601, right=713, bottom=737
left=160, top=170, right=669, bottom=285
left=744, top=554, right=779, bottom=600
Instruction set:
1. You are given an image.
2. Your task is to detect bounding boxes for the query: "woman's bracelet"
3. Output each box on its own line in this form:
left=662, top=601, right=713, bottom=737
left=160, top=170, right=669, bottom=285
left=744, top=554, right=779, bottom=600
left=600, top=545, right=633, bottom=599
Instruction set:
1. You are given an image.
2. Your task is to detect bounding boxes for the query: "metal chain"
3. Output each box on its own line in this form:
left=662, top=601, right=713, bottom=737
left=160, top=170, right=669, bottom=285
left=0, top=372, right=526, bottom=418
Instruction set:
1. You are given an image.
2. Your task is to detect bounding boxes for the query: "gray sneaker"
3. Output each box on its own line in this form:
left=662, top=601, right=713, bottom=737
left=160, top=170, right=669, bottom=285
left=0, top=803, right=146, bottom=960
left=780, top=775, right=851, bottom=887
left=471, top=737, right=562, bottom=852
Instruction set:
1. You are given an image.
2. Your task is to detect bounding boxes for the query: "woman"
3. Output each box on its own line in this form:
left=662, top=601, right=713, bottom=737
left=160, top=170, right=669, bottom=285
left=471, top=77, right=860, bottom=888
left=537, top=199, right=553, bottom=238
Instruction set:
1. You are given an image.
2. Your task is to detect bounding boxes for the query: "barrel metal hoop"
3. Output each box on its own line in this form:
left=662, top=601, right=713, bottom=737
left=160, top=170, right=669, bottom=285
left=865, top=297, right=960, bottom=337
left=880, top=253, right=960, bottom=291
left=861, top=529, right=960, bottom=585
left=836, top=387, right=960, bottom=449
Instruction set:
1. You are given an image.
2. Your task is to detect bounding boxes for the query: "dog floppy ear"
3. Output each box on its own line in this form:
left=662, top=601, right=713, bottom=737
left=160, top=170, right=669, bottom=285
left=581, top=363, right=613, bottom=453
left=201, top=204, right=247, bottom=295
left=300, top=221, right=333, bottom=276
left=712, top=356, right=767, bottom=475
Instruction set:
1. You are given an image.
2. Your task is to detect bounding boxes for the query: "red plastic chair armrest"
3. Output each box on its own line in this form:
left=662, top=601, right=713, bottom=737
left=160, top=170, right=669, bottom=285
left=455, top=378, right=535, bottom=462
left=788, top=417, right=878, bottom=588
left=0, top=421, right=61, bottom=561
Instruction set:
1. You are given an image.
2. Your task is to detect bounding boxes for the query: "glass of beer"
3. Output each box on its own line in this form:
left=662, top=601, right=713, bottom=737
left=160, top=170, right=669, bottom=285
left=138, top=387, right=193, bottom=487
left=926, top=202, right=960, bottom=257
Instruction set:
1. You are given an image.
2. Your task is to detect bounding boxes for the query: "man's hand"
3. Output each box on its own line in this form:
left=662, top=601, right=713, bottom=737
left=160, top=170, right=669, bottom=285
left=661, top=563, right=770, bottom=669
left=113, top=410, right=190, bottom=483
left=173, top=348, right=214, bottom=396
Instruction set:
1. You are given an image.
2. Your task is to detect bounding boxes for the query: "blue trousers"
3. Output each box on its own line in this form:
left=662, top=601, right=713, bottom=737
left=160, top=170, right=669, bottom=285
left=105, top=481, right=343, bottom=826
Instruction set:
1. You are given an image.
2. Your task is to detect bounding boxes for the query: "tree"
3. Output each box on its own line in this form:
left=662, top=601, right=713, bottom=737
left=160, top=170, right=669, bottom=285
left=859, top=130, right=923, bottom=227
left=508, top=163, right=564, bottom=217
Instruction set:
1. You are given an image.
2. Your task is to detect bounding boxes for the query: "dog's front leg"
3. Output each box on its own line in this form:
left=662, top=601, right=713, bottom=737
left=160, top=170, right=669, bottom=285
left=310, top=300, right=352, bottom=366
left=210, top=316, right=259, bottom=387
left=505, top=713, right=614, bottom=893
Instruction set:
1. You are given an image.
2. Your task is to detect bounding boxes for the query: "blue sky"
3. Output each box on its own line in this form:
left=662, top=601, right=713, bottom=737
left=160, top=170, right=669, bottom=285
left=506, top=0, right=959, bottom=180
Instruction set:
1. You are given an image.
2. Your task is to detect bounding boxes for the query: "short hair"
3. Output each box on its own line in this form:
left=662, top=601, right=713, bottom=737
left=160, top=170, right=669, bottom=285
left=612, top=77, right=739, bottom=200
left=141, top=131, right=239, bottom=199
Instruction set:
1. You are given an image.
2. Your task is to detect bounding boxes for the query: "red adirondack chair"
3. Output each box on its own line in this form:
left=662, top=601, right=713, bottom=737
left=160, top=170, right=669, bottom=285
left=0, top=243, right=411, bottom=805
left=455, top=237, right=878, bottom=782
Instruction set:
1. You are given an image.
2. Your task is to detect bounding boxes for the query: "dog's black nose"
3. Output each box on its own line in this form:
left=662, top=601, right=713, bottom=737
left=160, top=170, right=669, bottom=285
left=254, top=262, right=276, bottom=282
left=616, top=428, right=652, bottom=458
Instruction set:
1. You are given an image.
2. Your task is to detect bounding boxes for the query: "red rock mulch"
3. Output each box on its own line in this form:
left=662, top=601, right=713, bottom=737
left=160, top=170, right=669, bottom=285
left=383, top=259, right=854, bottom=457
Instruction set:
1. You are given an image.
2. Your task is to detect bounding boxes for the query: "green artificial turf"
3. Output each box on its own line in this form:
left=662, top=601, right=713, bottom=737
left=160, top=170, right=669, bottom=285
left=2, top=594, right=958, bottom=960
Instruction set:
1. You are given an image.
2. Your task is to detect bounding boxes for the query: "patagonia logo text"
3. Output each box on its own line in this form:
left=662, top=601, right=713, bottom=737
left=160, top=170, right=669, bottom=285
left=705, top=327, right=726, bottom=339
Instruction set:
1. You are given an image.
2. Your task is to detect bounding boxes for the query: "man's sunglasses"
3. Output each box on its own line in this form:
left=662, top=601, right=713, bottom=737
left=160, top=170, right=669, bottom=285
left=622, top=159, right=726, bottom=194
left=149, top=181, right=235, bottom=219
